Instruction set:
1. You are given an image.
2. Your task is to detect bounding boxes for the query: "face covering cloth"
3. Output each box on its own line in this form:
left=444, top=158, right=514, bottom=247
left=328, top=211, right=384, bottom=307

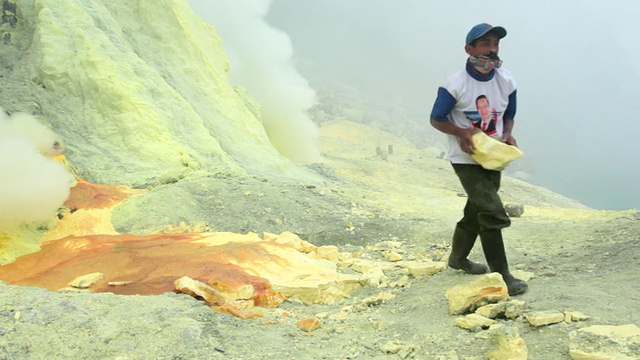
left=467, top=53, right=503, bottom=74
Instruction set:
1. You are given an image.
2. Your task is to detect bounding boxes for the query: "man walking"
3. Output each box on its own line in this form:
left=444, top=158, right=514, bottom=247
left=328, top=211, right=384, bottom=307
left=429, top=23, right=527, bottom=295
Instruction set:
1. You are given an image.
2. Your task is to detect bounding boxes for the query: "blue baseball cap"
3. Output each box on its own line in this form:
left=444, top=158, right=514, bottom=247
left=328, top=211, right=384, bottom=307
left=465, top=23, right=507, bottom=45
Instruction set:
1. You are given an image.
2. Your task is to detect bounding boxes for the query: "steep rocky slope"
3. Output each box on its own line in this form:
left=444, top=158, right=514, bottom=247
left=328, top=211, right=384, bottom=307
left=1, top=118, right=638, bottom=359
left=0, top=1, right=637, bottom=359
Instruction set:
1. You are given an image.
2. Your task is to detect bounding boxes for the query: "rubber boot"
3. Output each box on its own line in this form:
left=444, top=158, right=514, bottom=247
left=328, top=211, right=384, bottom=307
left=479, top=229, right=528, bottom=296
left=447, top=223, right=489, bottom=275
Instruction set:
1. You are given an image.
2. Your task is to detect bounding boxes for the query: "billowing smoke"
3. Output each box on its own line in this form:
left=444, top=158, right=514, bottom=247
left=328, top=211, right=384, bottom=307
left=264, top=0, right=640, bottom=210
left=0, top=110, right=73, bottom=229
left=187, top=0, right=320, bottom=164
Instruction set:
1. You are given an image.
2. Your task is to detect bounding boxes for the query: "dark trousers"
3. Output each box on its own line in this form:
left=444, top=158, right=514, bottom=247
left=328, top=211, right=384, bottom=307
left=452, top=164, right=510, bottom=232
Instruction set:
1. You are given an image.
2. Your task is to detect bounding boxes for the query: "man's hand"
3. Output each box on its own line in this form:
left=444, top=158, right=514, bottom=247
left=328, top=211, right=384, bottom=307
left=430, top=118, right=482, bottom=154
left=502, top=118, right=517, bottom=146
left=458, top=127, right=480, bottom=154
left=501, top=132, right=517, bottom=147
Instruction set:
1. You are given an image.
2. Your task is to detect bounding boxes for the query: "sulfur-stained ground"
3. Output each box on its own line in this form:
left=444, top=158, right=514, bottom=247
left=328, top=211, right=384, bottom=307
left=0, top=120, right=638, bottom=359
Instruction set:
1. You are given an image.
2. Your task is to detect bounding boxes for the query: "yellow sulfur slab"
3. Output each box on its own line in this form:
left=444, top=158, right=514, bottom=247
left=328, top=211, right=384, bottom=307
left=471, top=132, right=523, bottom=171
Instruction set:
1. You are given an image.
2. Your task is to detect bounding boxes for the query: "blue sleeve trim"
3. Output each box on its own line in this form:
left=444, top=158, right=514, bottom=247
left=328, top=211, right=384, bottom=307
left=430, top=87, right=456, bottom=121
left=504, top=90, right=517, bottom=120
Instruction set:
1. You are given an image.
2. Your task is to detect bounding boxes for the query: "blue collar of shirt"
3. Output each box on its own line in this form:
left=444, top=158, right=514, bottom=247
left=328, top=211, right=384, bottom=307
left=466, top=65, right=495, bottom=81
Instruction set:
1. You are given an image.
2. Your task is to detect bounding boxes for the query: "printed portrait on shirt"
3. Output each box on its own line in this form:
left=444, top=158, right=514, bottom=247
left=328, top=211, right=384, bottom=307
left=463, top=95, right=500, bottom=136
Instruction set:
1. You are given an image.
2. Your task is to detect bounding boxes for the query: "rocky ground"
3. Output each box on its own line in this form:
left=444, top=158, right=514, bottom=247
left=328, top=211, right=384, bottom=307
left=0, top=120, right=638, bottom=359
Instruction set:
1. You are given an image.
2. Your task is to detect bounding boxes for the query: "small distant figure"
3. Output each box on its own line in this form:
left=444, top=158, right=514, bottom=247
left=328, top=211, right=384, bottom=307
left=376, top=146, right=388, bottom=161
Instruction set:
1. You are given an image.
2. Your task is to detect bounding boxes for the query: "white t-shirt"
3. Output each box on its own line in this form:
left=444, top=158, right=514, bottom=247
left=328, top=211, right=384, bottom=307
left=431, top=67, right=517, bottom=164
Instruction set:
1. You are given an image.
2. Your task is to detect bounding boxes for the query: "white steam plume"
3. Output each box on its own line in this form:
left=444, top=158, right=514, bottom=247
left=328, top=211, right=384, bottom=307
left=0, top=109, right=73, bottom=229
left=188, top=0, right=320, bottom=163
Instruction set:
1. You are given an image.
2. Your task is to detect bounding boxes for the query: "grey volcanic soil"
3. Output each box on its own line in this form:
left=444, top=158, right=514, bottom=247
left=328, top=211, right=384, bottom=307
left=1, top=122, right=638, bottom=359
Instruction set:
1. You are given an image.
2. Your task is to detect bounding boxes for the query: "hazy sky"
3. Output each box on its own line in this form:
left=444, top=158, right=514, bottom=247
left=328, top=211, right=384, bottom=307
left=190, top=1, right=640, bottom=211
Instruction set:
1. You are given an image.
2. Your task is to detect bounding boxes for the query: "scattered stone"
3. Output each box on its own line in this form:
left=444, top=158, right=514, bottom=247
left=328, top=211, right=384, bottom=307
left=379, top=340, right=416, bottom=359
left=475, top=303, right=504, bottom=319
left=436, top=350, right=460, bottom=360
left=297, top=318, right=322, bottom=332
left=511, top=269, right=535, bottom=282
left=445, top=273, right=509, bottom=315
left=107, top=281, right=133, bottom=286
left=344, top=258, right=388, bottom=286
left=486, top=325, right=528, bottom=360
left=538, top=269, right=558, bottom=277
left=504, top=204, right=525, bottom=217
left=68, top=272, right=104, bottom=289
left=455, top=313, right=496, bottom=330
left=209, top=282, right=256, bottom=303
left=504, top=301, right=526, bottom=319
left=475, top=300, right=526, bottom=319
left=314, top=245, right=340, bottom=261
left=389, top=275, right=410, bottom=288
left=235, top=284, right=255, bottom=300
left=57, top=287, right=87, bottom=293
left=329, top=307, right=352, bottom=321
left=342, top=258, right=395, bottom=286
left=525, top=311, right=565, bottom=327
left=569, top=324, right=640, bottom=360
left=369, top=240, right=404, bottom=251
left=174, top=276, right=226, bottom=306
left=475, top=323, right=504, bottom=340
left=315, top=312, right=329, bottom=318
left=382, top=251, right=403, bottom=262
left=214, top=301, right=264, bottom=319
left=361, top=292, right=396, bottom=307
left=265, top=231, right=316, bottom=253
left=398, top=260, right=446, bottom=277
left=564, top=310, right=591, bottom=322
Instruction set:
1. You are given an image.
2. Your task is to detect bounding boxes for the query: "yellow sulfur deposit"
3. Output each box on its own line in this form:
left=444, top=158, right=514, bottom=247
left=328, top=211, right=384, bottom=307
left=471, top=132, right=523, bottom=171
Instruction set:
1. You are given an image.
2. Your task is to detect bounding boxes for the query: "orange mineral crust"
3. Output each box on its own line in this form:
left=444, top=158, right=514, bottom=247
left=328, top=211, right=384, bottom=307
left=64, top=179, right=145, bottom=210
left=39, top=180, right=145, bottom=243
left=0, top=233, right=274, bottom=296
left=0, top=232, right=358, bottom=307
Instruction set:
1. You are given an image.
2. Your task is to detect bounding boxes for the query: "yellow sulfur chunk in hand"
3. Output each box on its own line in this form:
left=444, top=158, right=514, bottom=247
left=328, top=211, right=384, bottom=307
left=471, top=132, right=523, bottom=171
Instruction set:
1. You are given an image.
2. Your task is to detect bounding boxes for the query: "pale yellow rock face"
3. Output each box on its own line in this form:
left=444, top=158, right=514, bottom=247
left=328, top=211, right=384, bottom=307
left=27, top=0, right=315, bottom=186
left=487, top=326, right=528, bottom=360
left=68, top=272, right=104, bottom=289
left=174, top=276, right=225, bottom=306
left=580, top=324, right=640, bottom=339
left=569, top=324, right=640, bottom=360
left=475, top=300, right=526, bottom=319
left=398, top=260, right=446, bottom=277
left=471, top=132, right=523, bottom=171
left=525, top=311, right=565, bottom=327
left=455, top=313, right=496, bottom=330
left=445, top=273, right=509, bottom=315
